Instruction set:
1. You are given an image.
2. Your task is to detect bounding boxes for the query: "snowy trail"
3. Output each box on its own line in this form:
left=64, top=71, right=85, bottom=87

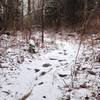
left=19, top=40, right=79, bottom=100
left=0, top=39, right=80, bottom=100
left=0, top=34, right=100, bottom=100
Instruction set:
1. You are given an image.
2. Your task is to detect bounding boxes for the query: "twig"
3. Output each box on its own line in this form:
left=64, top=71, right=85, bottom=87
left=19, top=89, right=33, bottom=100
left=71, top=34, right=83, bottom=88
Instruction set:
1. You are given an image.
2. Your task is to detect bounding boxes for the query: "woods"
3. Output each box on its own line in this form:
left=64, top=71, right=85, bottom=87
left=0, top=0, right=100, bottom=100
left=0, top=0, right=100, bottom=33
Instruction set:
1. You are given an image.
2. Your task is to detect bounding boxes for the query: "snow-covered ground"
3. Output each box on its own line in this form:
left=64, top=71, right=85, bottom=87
left=0, top=32, right=100, bottom=100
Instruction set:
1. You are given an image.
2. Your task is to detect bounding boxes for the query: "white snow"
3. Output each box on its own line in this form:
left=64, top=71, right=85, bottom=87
left=0, top=32, right=100, bottom=100
left=29, top=39, right=35, bottom=46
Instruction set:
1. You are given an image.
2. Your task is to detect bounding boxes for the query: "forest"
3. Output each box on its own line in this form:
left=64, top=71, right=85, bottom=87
left=0, top=0, right=100, bottom=100
left=0, top=0, right=100, bottom=33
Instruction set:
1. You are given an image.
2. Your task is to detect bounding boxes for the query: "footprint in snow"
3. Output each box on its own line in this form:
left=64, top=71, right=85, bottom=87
left=27, top=68, right=32, bottom=70
left=2, top=91, right=10, bottom=95
left=38, top=82, right=44, bottom=85
left=58, top=52, right=63, bottom=54
left=49, top=58, right=57, bottom=60
left=39, top=68, right=53, bottom=77
left=58, top=73, right=67, bottom=77
left=34, top=69, right=40, bottom=73
left=43, top=96, right=46, bottom=98
left=40, top=72, right=46, bottom=76
left=58, top=59, right=66, bottom=62
left=29, top=60, right=32, bottom=62
left=42, top=63, right=52, bottom=68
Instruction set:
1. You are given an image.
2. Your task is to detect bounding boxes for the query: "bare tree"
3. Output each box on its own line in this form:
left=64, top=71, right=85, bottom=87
left=41, top=0, right=44, bottom=44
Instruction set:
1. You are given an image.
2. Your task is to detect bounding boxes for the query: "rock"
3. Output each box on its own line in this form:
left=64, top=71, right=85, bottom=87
left=42, top=63, right=52, bottom=67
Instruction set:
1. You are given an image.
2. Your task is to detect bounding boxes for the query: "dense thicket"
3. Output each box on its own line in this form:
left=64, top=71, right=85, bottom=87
left=0, top=0, right=21, bottom=30
left=0, top=0, right=99, bottom=32
left=44, top=0, right=98, bottom=31
left=63, top=0, right=84, bottom=29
